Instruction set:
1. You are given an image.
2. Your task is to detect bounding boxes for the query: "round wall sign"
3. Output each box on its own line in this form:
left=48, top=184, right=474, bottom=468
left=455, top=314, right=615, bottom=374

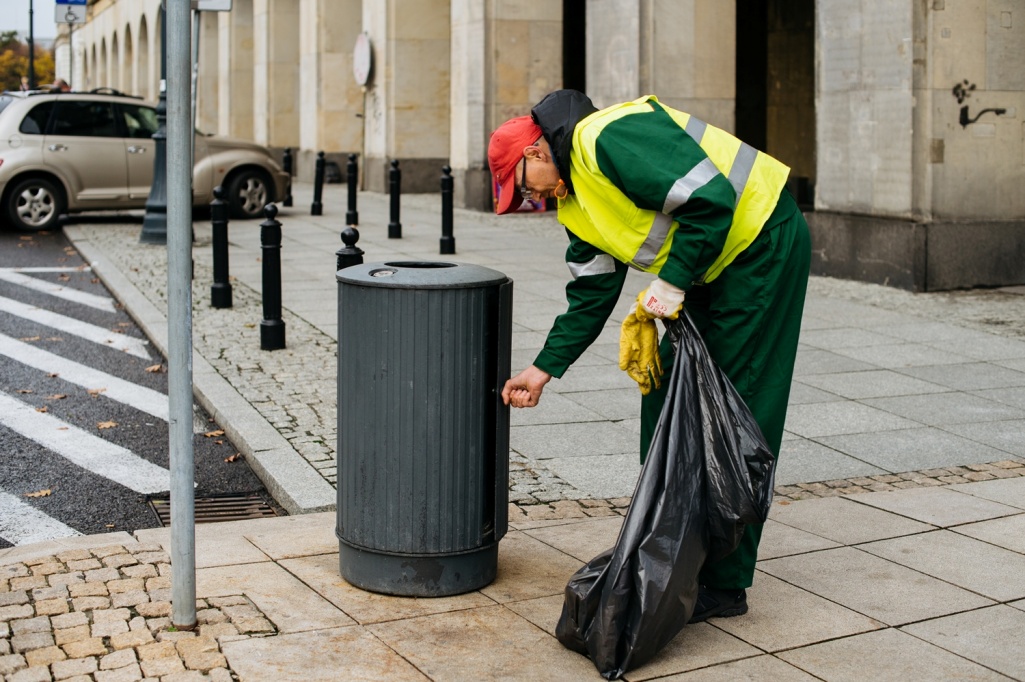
left=353, top=33, right=373, bottom=86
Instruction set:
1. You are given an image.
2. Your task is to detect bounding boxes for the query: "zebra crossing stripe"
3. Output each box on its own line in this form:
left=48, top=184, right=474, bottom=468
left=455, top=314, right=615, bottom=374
left=0, top=269, right=116, bottom=312
left=0, top=489, right=82, bottom=546
left=0, top=295, right=150, bottom=359
left=0, top=333, right=168, bottom=422
left=0, top=391, right=172, bottom=494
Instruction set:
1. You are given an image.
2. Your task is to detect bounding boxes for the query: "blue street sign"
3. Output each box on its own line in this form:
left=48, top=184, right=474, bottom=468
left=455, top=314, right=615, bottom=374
left=56, top=0, right=88, bottom=4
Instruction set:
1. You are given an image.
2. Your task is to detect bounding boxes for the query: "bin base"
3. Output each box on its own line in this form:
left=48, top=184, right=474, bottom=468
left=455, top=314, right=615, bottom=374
left=338, top=538, right=498, bottom=597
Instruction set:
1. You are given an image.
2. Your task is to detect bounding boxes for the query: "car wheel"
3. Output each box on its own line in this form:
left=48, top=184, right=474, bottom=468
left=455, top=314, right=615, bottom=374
left=5, top=177, right=65, bottom=232
left=226, top=169, right=272, bottom=220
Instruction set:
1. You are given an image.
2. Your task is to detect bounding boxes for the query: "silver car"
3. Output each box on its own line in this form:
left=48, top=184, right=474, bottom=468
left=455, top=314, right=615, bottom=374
left=0, top=89, right=291, bottom=231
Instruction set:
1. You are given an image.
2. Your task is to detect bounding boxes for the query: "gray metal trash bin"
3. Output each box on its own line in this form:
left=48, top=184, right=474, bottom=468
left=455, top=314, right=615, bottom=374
left=335, top=261, right=512, bottom=596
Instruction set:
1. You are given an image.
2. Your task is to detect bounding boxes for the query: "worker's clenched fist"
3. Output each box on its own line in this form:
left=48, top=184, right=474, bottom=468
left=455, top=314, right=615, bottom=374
left=502, top=365, right=552, bottom=408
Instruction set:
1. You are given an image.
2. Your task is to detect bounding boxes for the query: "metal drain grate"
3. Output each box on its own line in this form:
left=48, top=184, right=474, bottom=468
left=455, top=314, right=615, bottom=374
left=148, top=492, right=280, bottom=526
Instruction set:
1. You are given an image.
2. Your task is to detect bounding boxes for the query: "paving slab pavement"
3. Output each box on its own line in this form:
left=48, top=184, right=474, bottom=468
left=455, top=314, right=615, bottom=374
left=2, top=479, right=1024, bottom=680
left=2, top=183, right=1025, bottom=679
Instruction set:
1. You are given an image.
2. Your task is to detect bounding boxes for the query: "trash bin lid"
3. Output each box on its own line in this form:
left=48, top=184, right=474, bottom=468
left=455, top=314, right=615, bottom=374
left=337, top=261, right=509, bottom=289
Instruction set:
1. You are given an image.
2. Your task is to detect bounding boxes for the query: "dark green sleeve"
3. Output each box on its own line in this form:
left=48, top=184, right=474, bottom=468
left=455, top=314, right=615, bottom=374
left=533, top=229, right=628, bottom=378
left=594, top=108, right=736, bottom=289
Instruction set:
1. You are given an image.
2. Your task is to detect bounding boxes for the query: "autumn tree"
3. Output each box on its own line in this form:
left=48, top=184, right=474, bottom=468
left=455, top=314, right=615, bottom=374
left=0, top=33, right=56, bottom=92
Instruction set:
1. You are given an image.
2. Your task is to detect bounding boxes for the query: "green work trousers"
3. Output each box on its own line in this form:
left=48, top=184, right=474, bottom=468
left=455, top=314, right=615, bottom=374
left=640, top=188, right=811, bottom=591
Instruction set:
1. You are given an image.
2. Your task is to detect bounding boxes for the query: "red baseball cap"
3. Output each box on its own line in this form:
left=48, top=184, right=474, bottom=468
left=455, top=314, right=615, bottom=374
left=488, top=115, right=543, bottom=215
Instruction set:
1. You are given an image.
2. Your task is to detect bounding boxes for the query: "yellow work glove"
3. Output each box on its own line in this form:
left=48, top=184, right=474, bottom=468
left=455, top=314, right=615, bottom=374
left=619, top=295, right=663, bottom=396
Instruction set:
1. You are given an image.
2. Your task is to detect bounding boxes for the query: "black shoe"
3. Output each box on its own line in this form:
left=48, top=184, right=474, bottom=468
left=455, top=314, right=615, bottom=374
left=688, top=586, right=748, bottom=623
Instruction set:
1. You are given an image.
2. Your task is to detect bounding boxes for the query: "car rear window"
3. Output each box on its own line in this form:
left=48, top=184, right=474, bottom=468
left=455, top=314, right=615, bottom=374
left=0, top=94, right=16, bottom=116
left=51, top=100, right=119, bottom=137
left=19, top=101, right=55, bottom=135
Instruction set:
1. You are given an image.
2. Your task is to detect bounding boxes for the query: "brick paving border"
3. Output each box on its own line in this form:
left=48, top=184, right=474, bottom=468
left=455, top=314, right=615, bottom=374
left=508, top=457, right=1025, bottom=522
left=1, top=544, right=277, bottom=682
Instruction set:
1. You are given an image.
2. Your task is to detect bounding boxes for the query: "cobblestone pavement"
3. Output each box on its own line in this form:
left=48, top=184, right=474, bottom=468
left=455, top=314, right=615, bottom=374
left=0, top=542, right=277, bottom=682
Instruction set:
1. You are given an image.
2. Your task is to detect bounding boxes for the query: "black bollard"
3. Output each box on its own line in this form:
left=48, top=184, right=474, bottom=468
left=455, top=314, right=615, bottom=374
left=311, top=151, right=325, bottom=216
left=260, top=204, right=286, bottom=350
left=336, top=226, right=365, bottom=272
left=388, top=159, right=402, bottom=239
left=210, top=186, right=233, bottom=309
left=282, top=147, right=294, bottom=207
left=346, top=154, right=359, bottom=226
left=439, top=165, right=455, bottom=254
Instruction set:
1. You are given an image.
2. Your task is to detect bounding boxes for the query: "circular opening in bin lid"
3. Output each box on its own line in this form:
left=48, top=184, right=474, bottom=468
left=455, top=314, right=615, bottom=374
left=338, top=261, right=509, bottom=289
left=384, top=261, right=457, bottom=269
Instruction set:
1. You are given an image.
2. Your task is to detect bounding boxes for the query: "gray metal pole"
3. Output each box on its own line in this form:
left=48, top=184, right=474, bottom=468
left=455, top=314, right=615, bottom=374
left=190, top=10, right=200, bottom=168
left=166, top=0, right=197, bottom=630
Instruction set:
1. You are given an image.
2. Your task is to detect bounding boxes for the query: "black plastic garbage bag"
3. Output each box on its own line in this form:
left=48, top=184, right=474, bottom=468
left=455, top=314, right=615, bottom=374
left=555, top=313, right=776, bottom=679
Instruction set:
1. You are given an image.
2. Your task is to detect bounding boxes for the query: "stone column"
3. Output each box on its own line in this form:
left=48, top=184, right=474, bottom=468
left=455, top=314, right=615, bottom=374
left=297, top=0, right=362, bottom=182
left=811, top=0, right=1025, bottom=290
left=196, top=11, right=219, bottom=134
left=450, top=0, right=488, bottom=209
left=253, top=0, right=300, bottom=149
left=589, top=0, right=735, bottom=127
left=362, top=0, right=451, bottom=193
left=218, top=0, right=254, bottom=139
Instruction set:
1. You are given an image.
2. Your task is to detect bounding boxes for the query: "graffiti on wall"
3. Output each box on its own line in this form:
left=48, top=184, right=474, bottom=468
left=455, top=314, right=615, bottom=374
left=953, top=79, right=1006, bottom=129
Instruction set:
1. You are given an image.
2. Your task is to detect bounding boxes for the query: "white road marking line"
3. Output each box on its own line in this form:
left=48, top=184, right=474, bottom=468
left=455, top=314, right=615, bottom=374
left=2, top=267, right=92, bottom=273
left=0, top=269, right=115, bottom=312
left=0, top=392, right=172, bottom=494
left=0, top=295, right=150, bottom=359
left=0, top=488, right=82, bottom=545
left=0, top=332, right=168, bottom=422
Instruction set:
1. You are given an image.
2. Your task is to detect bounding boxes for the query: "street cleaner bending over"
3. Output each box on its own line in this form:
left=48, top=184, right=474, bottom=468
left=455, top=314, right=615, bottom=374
left=489, top=89, right=811, bottom=622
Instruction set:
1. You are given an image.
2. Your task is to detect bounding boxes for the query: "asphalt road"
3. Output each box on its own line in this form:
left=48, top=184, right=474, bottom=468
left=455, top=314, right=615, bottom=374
left=0, top=226, right=271, bottom=548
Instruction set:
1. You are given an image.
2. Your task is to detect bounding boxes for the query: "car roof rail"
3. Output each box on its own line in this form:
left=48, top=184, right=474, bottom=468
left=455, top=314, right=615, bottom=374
left=86, top=87, right=143, bottom=100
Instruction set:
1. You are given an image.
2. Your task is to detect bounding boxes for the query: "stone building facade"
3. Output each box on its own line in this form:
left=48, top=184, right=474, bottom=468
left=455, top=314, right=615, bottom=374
left=55, top=0, right=1024, bottom=290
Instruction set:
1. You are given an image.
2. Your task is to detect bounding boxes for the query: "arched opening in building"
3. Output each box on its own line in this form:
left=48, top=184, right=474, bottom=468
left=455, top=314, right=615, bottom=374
left=563, top=0, right=585, bottom=93
left=735, top=0, right=815, bottom=209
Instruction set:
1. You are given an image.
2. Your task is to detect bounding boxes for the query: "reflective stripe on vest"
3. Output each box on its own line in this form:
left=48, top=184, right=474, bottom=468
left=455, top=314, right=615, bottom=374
left=559, top=96, right=790, bottom=283
left=567, top=254, right=617, bottom=279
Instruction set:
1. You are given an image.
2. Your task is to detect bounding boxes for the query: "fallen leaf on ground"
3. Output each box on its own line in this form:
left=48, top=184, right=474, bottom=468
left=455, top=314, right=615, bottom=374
left=47, top=373, right=59, bottom=378
left=46, top=394, right=67, bottom=400
left=105, top=524, right=115, bottom=528
left=97, top=420, right=118, bottom=429
left=36, top=406, right=48, bottom=413
left=87, top=388, right=107, bottom=397
left=46, top=337, right=62, bottom=341
left=244, top=323, right=256, bottom=329
left=24, top=489, right=51, bottom=498
left=224, top=453, right=243, bottom=463
left=91, top=278, right=100, bottom=284
left=20, top=336, right=40, bottom=342
left=118, top=322, right=132, bottom=327
left=204, top=429, right=225, bottom=438
left=57, top=257, right=67, bottom=263
left=145, top=364, right=164, bottom=373
left=56, top=427, right=68, bottom=431
left=19, top=236, right=32, bottom=241
left=214, top=440, right=223, bottom=445
left=57, top=274, right=70, bottom=282
left=111, top=328, right=125, bottom=334
left=16, top=389, right=33, bottom=394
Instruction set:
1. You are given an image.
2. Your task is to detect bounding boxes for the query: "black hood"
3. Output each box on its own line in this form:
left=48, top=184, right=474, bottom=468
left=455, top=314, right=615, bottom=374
left=531, top=89, right=598, bottom=195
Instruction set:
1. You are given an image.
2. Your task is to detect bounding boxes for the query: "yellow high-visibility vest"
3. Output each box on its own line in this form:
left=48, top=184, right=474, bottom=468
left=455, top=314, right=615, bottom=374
left=558, top=96, right=790, bottom=284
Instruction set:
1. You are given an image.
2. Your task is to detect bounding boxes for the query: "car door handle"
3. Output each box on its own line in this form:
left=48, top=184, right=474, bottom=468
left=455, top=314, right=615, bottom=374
left=47, top=144, right=68, bottom=152
left=127, top=146, right=147, bottom=154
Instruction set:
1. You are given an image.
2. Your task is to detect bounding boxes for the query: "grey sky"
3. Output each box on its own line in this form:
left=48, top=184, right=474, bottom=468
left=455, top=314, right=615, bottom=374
left=0, top=1, right=60, bottom=41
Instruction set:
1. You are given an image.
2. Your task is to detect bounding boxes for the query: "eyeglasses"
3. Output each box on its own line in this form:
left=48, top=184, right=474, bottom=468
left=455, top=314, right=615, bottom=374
left=518, top=141, right=539, bottom=201
left=518, top=156, right=531, bottom=201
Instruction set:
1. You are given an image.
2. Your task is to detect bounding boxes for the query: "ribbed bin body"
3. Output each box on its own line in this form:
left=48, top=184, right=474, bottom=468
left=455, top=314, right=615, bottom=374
left=336, top=261, right=511, bottom=596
